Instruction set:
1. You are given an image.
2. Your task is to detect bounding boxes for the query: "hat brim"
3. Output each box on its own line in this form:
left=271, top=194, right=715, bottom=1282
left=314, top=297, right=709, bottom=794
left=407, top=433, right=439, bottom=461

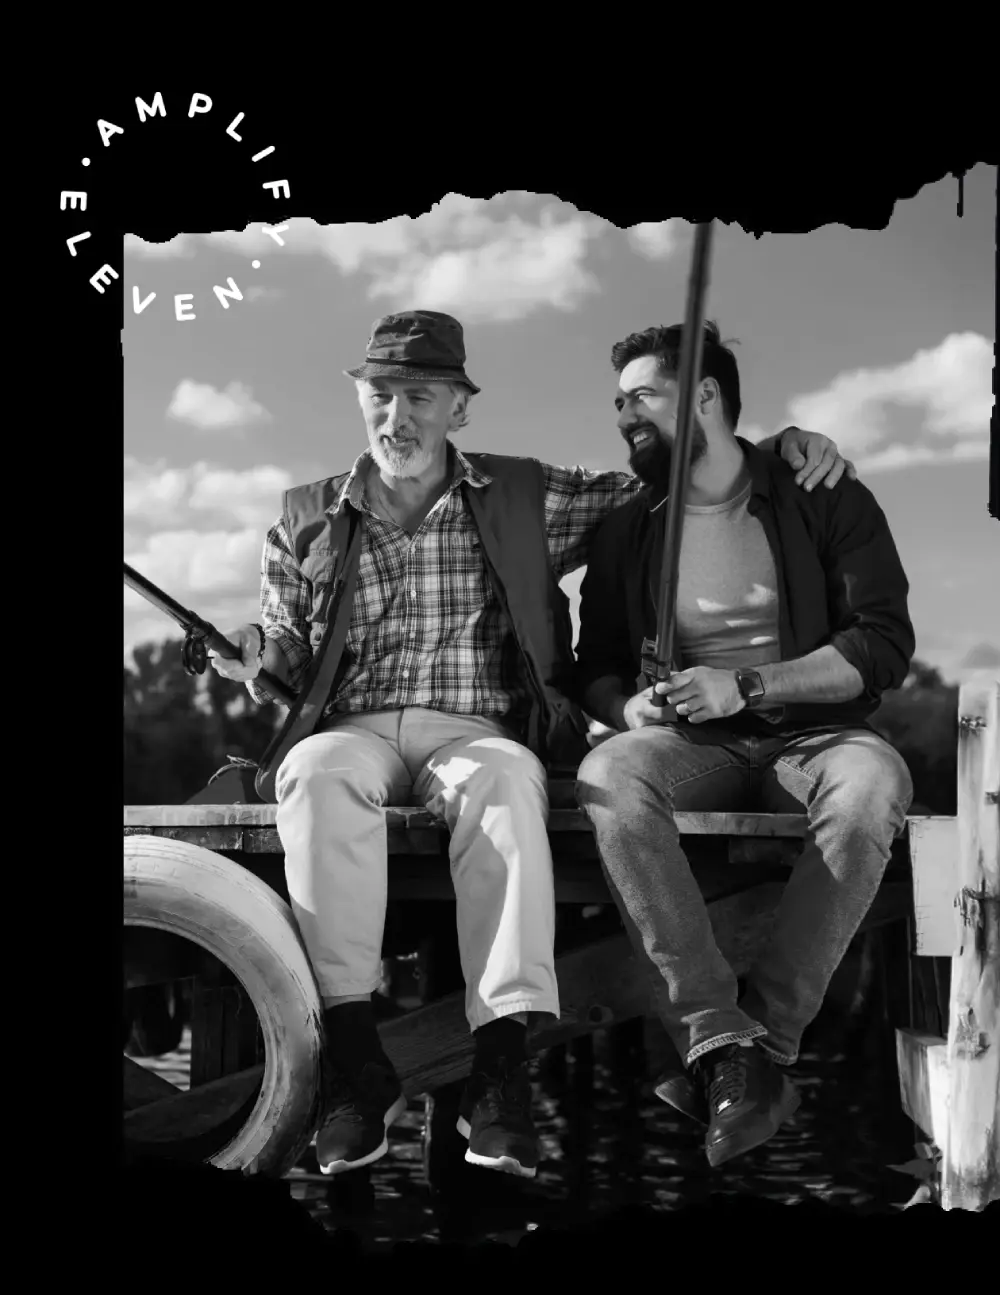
left=345, top=362, right=481, bottom=396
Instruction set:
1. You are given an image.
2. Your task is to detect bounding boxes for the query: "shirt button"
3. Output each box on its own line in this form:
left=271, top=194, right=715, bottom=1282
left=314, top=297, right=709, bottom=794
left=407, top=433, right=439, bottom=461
left=402, top=669, right=409, bottom=678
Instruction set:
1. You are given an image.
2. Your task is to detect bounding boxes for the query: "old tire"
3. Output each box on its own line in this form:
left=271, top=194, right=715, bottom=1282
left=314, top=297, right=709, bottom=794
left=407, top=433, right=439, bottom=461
left=124, top=835, right=323, bottom=1177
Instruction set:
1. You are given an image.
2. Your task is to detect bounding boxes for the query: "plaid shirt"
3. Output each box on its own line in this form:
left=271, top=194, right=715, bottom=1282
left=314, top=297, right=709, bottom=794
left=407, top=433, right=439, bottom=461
left=247, top=447, right=641, bottom=720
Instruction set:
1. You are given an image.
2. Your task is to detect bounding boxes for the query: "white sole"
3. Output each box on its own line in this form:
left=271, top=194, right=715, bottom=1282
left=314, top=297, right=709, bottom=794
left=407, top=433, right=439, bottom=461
left=318, top=1092, right=408, bottom=1176
left=464, top=1148, right=537, bottom=1179
left=456, top=1113, right=537, bottom=1178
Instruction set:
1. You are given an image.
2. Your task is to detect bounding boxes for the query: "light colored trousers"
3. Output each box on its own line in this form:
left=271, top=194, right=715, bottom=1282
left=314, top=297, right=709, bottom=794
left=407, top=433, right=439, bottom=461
left=275, top=707, right=560, bottom=1031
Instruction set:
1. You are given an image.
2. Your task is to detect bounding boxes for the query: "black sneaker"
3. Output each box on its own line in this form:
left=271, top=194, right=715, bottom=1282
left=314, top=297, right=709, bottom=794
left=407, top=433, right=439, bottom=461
left=456, top=1058, right=540, bottom=1179
left=653, top=1061, right=709, bottom=1126
left=315, top=1052, right=407, bottom=1176
left=694, top=1043, right=800, bottom=1168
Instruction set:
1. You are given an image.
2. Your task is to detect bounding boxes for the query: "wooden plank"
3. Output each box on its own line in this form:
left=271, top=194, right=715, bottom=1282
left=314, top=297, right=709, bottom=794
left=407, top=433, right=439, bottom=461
left=123, top=1064, right=264, bottom=1142
left=908, top=817, right=961, bottom=956
left=896, top=1028, right=949, bottom=1143
left=942, top=676, right=1000, bottom=1212
left=123, top=1056, right=182, bottom=1111
left=125, top=802, right=812, bottom=838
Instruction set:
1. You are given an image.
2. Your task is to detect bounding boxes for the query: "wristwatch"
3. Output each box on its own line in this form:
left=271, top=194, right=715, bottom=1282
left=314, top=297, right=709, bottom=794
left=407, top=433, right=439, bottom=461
left=735, top=668, right=766, bottom=708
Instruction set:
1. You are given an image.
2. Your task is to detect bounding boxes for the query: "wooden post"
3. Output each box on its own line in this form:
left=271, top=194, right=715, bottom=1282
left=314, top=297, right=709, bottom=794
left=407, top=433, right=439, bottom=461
left=942, top=675, right=1000, bottom=1211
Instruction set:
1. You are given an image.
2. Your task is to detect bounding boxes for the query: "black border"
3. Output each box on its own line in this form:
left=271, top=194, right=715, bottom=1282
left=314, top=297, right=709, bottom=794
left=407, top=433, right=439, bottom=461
left=42, top=79, right=999, bottom=1268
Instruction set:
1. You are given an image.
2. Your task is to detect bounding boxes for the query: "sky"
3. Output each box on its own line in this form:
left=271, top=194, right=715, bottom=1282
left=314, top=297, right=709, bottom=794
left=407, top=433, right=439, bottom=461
left=124, top=165, right=998, bottom=684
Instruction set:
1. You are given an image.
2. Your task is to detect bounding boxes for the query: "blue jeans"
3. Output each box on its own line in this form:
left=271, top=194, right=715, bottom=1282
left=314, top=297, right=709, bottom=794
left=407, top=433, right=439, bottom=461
left=575, top=722, right=913, bottom=1067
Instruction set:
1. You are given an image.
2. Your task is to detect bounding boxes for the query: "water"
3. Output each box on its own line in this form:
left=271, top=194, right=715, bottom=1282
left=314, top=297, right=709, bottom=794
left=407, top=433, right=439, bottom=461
left=132, top=1011, right=920, bottom=1247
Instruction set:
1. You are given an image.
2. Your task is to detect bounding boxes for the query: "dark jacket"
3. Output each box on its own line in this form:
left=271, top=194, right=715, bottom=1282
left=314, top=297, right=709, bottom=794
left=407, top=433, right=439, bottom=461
left=575, top=438, right=915, bottom=734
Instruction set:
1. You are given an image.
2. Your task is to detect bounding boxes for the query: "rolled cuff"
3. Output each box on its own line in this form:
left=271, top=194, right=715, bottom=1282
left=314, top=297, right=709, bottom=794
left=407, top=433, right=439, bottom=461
left=829, top=628, right=909, bottom=699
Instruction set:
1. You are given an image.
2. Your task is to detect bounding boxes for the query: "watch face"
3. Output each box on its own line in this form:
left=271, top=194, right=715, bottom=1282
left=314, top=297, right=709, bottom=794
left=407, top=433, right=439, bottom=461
left=739, top=671, right=765, bottom=702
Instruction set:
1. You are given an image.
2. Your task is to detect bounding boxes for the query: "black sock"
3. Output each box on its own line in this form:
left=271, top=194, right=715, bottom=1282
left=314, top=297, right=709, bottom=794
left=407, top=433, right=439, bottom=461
left=322, top=1001, right=381, bottom=1067
left=473, top=1017, right=529, bottom=1069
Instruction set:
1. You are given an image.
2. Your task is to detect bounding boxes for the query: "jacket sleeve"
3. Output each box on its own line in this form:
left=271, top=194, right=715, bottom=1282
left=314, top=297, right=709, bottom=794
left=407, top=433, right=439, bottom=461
left=822, top=479, right=915, bottom=699
left=574, top=514, right=639, bottom=698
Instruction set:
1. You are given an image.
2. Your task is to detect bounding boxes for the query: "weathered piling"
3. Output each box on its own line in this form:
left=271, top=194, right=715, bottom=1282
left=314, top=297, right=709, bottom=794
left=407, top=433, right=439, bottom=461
left=942, top=675, right=999, bottom=1211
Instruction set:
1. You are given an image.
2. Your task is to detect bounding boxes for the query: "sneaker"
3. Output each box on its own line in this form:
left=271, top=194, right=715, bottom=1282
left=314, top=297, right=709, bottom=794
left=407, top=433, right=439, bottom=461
left=315, top=1052, right=407, bottom=1176
left=456, top=1058, right=540, bottom=1179
left=694, top=1043, right=800, bottom=1168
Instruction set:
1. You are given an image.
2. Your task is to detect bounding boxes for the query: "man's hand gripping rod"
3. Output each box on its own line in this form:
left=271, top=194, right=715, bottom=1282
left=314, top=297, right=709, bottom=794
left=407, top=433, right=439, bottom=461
left=123, top=562, right=297, bottom=706
left=649, top=220, right=715, bottom=709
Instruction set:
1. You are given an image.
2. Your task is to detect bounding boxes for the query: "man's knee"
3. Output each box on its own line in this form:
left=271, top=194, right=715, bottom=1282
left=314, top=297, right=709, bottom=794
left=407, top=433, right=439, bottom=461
left=576, top=730, right=660, bottom=808
left=820, top=736, right=914, bottom=818
left=275, top=731, right=385, bottom=803
left=470, top=738, right=547, bottom=798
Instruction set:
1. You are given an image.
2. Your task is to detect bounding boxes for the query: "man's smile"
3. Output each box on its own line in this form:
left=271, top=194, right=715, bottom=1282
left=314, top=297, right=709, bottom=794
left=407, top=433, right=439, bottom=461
left=625, top=427, right=658, bottom=451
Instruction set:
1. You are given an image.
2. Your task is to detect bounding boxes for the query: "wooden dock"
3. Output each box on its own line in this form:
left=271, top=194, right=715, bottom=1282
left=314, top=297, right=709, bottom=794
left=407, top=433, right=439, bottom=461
left=123, top=677, right=999, bottom=1211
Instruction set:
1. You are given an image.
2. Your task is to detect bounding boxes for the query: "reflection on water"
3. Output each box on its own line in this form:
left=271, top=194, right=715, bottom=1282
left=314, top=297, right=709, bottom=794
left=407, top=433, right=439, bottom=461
left=131, top=1012, right=917, bottom=1247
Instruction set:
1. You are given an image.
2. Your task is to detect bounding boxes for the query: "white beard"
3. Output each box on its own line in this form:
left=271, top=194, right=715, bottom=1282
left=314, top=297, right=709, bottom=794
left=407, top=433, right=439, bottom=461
left=370, top=435, right=438, bottom=480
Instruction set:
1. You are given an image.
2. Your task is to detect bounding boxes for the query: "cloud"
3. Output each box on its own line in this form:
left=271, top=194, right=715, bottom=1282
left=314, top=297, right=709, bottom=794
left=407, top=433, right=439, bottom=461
left=167, top=380, right=271, bottom=431
left=125, top=528, right=261, bottom=597
left=784, top=333, right=993, bottom=470
left=852, top=439, right=989, bottom=474
left=626, top=220, right=684, bottom=261
left=124, top=458, right=292, bottom=531
left=123, top=459, right=295, bottom=657
left=188, top=465, right=293, bottom=526
left=369, top=213, right=599, bottom=323
left=124, top=526, right=266, bottom=657
left=125, top=196, right=608, bottom=323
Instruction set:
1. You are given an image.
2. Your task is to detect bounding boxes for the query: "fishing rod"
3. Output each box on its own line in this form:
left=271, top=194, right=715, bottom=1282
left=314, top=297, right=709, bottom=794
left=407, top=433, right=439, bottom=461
left=650, top=220, right=715, bottom=708
left=123, top=561, right=297, bottom=707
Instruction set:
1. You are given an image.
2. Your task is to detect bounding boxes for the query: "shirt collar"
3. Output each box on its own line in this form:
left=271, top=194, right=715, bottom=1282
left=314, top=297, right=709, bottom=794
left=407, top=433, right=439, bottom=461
left=327, top=442, right=491, bottom=516
left=644, top=436, right=773, bottom=513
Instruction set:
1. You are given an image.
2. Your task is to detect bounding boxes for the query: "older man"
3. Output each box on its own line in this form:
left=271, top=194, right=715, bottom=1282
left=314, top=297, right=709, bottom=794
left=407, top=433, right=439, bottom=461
left=209, top=310, right=853, bottom=1181
left=575, top=321, right=914, bottom=1169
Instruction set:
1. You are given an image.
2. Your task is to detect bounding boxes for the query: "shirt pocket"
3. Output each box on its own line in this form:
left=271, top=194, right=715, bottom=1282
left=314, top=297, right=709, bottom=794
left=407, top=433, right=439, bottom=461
left=299, top=550, right=340, bottom=648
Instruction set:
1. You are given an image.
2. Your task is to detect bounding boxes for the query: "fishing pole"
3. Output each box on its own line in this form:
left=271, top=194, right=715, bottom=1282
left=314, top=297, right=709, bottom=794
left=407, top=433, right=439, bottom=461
left=649, top=220, right=715, bottom=708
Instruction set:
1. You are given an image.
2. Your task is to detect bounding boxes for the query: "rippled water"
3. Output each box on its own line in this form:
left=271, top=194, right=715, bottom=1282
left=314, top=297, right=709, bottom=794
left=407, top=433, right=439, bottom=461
left=134, top=1007, right=919, bottom=1248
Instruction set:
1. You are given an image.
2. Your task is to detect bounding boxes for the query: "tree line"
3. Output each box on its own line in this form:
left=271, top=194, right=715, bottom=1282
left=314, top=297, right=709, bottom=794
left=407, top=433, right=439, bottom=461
left=124, top=641, right=959, bottom=814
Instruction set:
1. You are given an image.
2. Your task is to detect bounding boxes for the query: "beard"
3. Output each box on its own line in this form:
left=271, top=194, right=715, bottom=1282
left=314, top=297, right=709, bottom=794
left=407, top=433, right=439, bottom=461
left=369, top=429, right=435, bottom=478
left=628, top=422, right=708, bottom=487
